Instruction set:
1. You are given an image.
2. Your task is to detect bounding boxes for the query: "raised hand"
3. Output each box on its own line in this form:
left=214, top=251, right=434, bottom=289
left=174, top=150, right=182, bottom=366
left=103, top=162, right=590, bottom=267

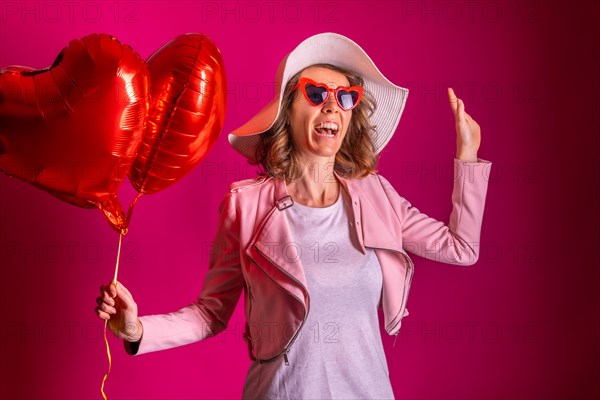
left=448, top=87, right=481, bottom=162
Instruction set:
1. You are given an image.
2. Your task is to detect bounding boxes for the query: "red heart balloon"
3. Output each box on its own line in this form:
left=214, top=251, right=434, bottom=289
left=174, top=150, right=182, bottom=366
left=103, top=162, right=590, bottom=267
left=0, top=34, right=149, bottom=232
left=128, top=33, right=226, bottom=195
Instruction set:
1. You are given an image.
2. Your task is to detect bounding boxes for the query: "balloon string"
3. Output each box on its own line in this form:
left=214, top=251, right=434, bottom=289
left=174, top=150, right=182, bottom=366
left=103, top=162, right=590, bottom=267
left=101, top=229, right=126, bottom=400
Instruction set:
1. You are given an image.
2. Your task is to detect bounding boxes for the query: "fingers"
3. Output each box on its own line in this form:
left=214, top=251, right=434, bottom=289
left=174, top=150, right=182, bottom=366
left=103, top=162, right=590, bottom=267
left=99, top=283, right=116, bottom=299
left=114, top=281, right=136, bottom=308
left=99, top=281, right=133, bottom=303
left=95, top=298, right=117, bottom=321
left=97, top=310, right=111, bottom=320
left=96, top=296, right=117, bottom=314
left=115, top=281, right=132, bottom=298
left=96, top=282, right=119, bottom=319
left=448, top=87, right=459, bottom=115
left=99, top=286, right=115, bottom=305
left=458, top=98, right=467, bottom=123
left=448, top=87, right=470, bottom=123
left=95, top=303, right=114, bottom=319
left=96, top=281, right=137, bottom=316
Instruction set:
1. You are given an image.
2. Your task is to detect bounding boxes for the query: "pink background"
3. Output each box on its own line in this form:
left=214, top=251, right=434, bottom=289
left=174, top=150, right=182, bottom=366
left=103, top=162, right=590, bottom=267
left=1, top=1, right=599, bottom=399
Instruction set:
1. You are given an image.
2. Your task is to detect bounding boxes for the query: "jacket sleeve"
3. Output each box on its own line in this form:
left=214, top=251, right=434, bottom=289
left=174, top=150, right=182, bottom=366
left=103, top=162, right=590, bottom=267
left=124, top=191, right=245, bottom=355
left=379, top=158, right=492, bottom=266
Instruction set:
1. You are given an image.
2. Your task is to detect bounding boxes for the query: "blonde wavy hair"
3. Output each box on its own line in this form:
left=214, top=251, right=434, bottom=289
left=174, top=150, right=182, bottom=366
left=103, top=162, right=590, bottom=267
left=253, top=64, right=378, bottom=181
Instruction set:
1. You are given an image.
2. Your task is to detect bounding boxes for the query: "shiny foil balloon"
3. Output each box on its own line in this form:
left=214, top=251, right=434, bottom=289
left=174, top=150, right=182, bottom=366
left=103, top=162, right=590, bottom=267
left=0, top=34, right=149, bottom=232
left=129, top=33, right=226, bottom=194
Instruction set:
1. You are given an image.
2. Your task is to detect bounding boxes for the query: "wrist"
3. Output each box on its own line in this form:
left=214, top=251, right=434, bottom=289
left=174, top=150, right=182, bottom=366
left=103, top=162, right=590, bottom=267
left=125, top=319, right=143, bottom=342
left=133, top=319, right=143, bottom=342
left=456, top=150, right=478, bottom=162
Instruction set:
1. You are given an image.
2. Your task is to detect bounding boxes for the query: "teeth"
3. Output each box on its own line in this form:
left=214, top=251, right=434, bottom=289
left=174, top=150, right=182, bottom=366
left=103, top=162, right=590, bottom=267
left=315, top=130, right=335, bottom=138
left=315, top=122, right=339, bottom=131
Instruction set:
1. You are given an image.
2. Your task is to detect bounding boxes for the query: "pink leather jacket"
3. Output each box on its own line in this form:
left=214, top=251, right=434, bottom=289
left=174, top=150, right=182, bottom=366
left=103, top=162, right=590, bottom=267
left=127, top=158, right=492, bottom=364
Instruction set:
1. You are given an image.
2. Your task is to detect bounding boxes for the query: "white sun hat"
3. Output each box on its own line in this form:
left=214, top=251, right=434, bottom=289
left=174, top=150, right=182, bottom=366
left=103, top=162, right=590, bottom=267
left=228, top=32, right=409, bottom=161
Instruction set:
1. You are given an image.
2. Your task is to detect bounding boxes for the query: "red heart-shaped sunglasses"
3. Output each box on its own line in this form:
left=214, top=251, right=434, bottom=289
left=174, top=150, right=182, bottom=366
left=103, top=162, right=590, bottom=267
left=292, top=77, right=363, bottom=111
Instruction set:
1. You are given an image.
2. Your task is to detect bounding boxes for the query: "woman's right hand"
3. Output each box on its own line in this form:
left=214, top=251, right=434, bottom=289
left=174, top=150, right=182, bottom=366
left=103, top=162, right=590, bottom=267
left=95, top=281, right=143, bottom=342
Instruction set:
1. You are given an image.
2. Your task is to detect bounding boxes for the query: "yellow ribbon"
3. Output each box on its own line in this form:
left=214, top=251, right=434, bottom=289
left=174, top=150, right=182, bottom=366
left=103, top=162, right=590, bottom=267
left=100, top=228, right=126, bottom=400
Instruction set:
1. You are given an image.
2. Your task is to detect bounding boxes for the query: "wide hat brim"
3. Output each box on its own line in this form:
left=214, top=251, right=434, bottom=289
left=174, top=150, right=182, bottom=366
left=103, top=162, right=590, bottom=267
left=228, top=32, right=409, bottom=162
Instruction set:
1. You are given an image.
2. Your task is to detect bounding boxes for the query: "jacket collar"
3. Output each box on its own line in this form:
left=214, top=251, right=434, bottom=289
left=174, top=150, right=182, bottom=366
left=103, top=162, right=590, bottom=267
left=264, top=172, right=406, bottom=255
left=245, top=172, right=405, bottom=303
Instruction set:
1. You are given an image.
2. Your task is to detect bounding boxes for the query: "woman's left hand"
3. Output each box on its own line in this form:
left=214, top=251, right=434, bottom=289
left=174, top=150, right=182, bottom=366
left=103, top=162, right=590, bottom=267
left=448, top=87, right=481, bottom=162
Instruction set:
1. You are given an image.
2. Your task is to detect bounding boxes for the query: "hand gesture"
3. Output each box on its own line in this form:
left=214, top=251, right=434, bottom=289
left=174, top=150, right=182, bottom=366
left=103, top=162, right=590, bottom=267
left=448, top=87, right=481, bottom=162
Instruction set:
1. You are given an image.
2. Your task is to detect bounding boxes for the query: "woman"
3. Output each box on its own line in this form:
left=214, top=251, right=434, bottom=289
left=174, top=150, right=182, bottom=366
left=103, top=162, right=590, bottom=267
left=96, top=33, right=491, bottom=399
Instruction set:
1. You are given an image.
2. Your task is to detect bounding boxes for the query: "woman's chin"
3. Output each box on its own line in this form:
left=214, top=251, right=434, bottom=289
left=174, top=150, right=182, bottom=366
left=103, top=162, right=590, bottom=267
left=309, top=148, right=340, bottom=160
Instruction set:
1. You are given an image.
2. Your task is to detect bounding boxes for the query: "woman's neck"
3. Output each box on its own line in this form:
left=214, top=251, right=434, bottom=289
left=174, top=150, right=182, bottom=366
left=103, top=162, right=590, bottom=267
left=286, top=159, right=340, bottom=208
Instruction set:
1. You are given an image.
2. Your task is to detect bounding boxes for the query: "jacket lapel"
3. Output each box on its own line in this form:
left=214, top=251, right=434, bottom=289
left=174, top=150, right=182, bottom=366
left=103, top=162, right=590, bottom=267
left=340, top=174, right=413, bottom=336
left=338, top=173, right=405, bottom=254
left=245, top=178, right=309, bottom=309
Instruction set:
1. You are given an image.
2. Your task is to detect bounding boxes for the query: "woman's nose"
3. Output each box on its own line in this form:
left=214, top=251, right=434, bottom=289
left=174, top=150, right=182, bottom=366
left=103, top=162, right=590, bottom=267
left=322, top=94, right=340, bottom=113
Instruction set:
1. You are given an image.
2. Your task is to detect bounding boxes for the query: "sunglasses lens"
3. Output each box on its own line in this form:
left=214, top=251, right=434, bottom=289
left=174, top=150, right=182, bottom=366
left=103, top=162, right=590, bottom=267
left=337, top=89, right=359, bottom=110
left=304, top=83, right=328, bottom=105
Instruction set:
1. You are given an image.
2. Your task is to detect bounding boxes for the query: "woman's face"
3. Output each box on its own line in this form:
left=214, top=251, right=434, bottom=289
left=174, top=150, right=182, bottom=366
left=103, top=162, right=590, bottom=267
left=288, top=66, right=353, bottom=162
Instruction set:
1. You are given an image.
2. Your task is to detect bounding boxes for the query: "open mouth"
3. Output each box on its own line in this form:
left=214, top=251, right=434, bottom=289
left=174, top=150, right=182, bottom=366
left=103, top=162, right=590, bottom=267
left=313, top=122, right=339, bottom=138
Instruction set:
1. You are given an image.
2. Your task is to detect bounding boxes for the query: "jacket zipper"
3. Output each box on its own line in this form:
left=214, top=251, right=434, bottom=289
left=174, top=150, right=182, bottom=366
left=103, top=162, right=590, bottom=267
left=247, top=284, right=253, bottom=319
left=251, top=256, right=310, bottom=366
left=283, top=350, right=290, bottom=366
left=248, top=202, right=311, bottom=366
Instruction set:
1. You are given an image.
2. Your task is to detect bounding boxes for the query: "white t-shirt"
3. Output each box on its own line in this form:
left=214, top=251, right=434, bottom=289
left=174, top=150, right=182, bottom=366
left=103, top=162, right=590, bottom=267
left=242, top=189, right=395, bottom=399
